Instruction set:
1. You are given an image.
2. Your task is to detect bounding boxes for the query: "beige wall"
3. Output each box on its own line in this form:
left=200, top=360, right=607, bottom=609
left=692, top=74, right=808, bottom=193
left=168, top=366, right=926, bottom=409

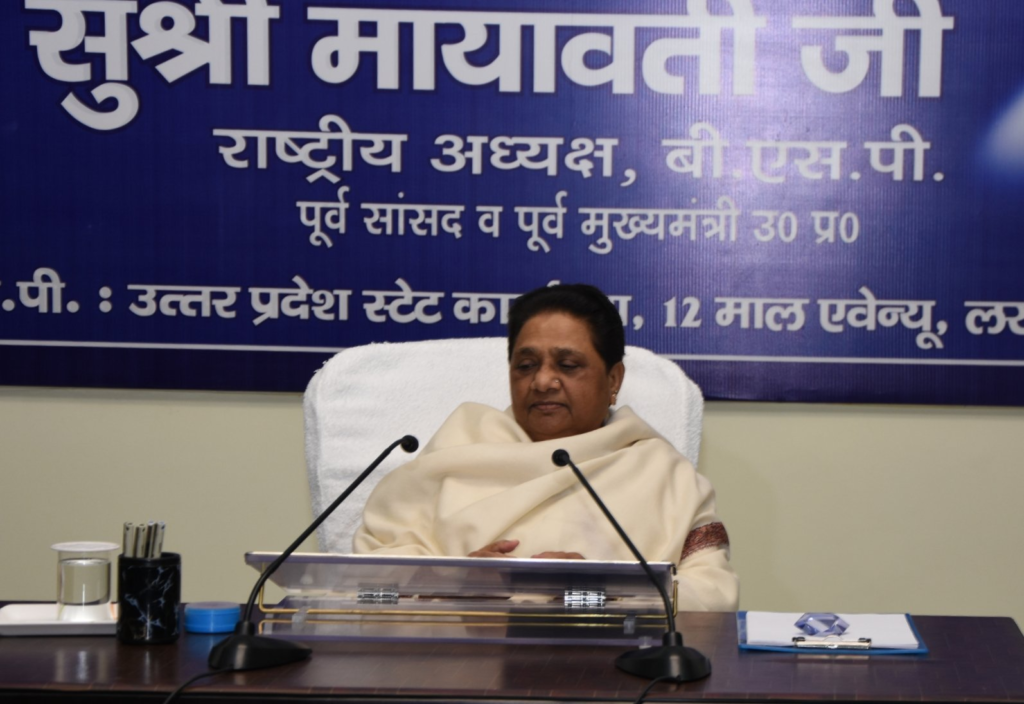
left=1, top=386, right=1021, bottom=627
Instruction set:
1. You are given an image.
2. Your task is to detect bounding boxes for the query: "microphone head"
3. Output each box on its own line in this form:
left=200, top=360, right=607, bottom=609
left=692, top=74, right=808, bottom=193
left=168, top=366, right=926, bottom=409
left=552, top=449, right=570, bottom=467
left=400, top=435, right=419, bottom=453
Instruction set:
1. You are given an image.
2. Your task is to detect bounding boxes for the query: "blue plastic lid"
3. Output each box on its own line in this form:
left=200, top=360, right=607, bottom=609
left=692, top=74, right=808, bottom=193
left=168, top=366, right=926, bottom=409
left=184, top=602, right=240, bottom=634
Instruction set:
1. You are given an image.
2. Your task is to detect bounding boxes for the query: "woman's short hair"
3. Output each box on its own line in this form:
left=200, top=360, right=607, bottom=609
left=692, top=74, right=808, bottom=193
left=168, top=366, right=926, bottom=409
left=507, top=284, right=625, bottom=370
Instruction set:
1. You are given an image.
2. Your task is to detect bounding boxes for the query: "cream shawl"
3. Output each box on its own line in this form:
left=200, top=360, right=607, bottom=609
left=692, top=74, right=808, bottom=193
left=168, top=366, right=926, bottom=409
left=354, top=403, right=738, bottom=611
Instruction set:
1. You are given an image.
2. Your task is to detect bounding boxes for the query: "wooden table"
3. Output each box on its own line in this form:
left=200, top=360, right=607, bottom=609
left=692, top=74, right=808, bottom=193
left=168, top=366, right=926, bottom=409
left=1, top=613, right=1022, bottom=703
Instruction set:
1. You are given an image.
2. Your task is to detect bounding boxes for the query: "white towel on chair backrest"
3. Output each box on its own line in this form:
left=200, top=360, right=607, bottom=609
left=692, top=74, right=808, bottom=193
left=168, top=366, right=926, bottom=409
left=304, top=337, right=704, bottom=554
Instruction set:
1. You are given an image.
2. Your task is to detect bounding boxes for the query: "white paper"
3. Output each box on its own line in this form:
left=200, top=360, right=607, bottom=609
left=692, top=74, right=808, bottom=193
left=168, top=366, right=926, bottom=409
left=745, top=612, right=920, bottom=649
left=0, top=603, right=117, bottom=636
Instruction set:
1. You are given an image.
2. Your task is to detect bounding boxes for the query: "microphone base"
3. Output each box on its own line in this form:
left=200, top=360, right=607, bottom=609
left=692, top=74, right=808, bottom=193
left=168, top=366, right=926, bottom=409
left=615, top=642, right=711, bottom=682
left=208, top=623, right=312, bottom=672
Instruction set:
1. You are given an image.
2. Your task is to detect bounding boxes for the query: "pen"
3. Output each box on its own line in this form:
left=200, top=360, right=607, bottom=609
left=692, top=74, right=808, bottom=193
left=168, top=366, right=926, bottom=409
left=123, top=522, right=134, bottom=557
left=144, top=521, right=156, bottom=558
left=133, top=524, right=146, bottom=558
left=154, top=522, right=165, bottom=558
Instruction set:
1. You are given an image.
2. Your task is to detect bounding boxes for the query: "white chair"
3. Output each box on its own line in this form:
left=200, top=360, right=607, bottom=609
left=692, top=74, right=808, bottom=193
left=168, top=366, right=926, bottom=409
left=304, top=337, right=704, bottom=554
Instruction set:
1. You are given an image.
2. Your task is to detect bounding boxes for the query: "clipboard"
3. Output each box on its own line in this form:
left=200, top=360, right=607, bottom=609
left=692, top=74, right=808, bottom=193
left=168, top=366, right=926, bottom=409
left=736, top=611, right=928, bottom=655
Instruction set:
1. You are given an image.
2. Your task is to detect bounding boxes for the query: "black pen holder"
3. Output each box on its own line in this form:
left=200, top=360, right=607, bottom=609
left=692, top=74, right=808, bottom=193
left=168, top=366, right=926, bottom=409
left=117, top=552, right=181, bottom=645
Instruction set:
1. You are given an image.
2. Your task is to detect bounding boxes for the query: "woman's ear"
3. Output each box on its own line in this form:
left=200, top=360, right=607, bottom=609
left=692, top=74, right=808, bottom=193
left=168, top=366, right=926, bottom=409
left=609, top=361, right=625, bottom=399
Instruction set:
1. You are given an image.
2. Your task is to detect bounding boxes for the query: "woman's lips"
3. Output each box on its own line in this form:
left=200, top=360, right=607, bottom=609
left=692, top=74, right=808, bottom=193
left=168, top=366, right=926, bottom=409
left=531, top=401, right=566, bottom=412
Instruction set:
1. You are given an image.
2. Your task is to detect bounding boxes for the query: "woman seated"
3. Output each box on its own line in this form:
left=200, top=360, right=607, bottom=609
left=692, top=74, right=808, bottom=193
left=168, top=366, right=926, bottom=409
left=354, top=284, right=739, bottom=611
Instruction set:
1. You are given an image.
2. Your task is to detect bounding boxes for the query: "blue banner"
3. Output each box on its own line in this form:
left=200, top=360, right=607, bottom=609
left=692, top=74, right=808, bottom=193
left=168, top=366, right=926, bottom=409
left=2, top=0, right=1024, bottom=403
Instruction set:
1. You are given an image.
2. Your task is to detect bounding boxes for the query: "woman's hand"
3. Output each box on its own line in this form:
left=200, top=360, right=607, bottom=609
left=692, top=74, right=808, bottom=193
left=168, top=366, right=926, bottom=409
left=468, top=540, right=585, bottom=559
left=469, top=539, right=520, bottom=558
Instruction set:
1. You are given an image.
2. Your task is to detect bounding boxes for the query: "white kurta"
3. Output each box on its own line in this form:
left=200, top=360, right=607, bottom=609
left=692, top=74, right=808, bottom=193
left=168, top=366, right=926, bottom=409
left=354, top=403, right=738, bottom=611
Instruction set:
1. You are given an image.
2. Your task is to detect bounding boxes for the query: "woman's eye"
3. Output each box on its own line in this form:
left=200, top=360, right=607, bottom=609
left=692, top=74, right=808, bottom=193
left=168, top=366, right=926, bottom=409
left=516, top=361, right=536, bottom=371
left=560, top=362, right=579, bottom=371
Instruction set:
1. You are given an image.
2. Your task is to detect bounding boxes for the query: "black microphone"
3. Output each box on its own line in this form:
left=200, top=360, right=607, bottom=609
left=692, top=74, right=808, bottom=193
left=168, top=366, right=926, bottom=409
left=208, top=435, right=419, bottom=672
left=551, top=449, right=711, bottom=682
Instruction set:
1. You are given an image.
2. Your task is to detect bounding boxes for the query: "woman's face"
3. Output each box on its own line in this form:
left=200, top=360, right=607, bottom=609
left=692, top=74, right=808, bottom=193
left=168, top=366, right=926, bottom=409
left=509, top=311, right=624, bottom=442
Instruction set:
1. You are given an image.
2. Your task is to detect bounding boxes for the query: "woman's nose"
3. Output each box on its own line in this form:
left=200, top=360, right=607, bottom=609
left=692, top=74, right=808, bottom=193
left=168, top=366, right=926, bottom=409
left=533, top=367, right=561, bottom=391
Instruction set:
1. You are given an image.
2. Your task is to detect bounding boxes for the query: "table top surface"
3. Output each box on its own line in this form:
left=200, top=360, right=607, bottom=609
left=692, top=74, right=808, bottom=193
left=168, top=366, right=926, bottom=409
left=1, top=612, right=1022, bottom=703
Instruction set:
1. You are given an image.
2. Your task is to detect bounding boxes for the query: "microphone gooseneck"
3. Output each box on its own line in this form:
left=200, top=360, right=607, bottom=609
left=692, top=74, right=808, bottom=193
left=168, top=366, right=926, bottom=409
left=551, top=448, right=711, bottom=683
left=207, top=435, right=419, bottom=673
